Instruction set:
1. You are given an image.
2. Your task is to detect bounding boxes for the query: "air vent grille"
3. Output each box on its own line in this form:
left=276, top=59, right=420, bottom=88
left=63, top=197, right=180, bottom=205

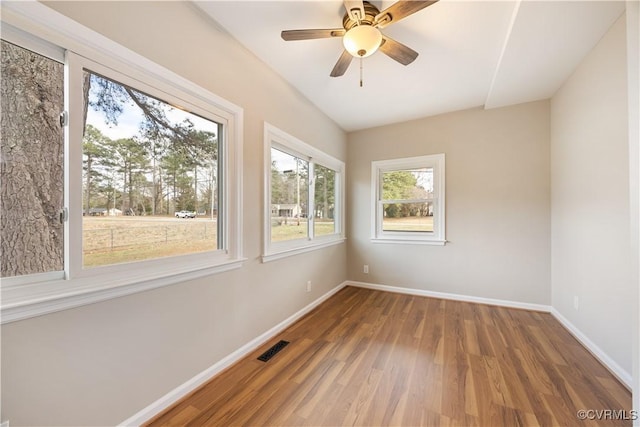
left=257, top=340, right=290, bottom=362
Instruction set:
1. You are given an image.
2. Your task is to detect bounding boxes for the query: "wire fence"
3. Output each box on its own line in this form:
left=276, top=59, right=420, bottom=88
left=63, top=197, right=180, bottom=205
left=83, top=222, right=217, bottom=251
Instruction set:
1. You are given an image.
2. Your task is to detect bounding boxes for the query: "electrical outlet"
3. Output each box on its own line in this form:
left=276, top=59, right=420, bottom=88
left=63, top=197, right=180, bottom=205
left=573, top=296, right=579, bottom=310
left=306, top=281, right=312, bottom=292
left=363, top=264, right=369, bottom=274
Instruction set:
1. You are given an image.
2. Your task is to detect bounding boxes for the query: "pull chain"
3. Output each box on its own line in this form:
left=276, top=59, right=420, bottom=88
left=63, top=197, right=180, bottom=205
left=359, top=56, right=363, bottom=87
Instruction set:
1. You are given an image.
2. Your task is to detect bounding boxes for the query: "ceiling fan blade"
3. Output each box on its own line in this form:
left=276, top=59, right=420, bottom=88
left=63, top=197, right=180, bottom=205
left=343, top=0, right=365, bottom=22
left=375, top=0, right=438, bottom=28
left=379, top=36, right=419, bottom=65
left=330, top=50, right=353, bottom=77
left=281, top=29, right=346, bottom=41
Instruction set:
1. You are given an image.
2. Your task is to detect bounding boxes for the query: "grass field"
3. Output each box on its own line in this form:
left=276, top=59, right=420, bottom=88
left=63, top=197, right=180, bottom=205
left=83, top=216, right=337, bottom=267
left=383, top=215, right=434, bottom=232
left=83, top=216, right=217, bottom=267
left=270, top=218, right=335, bottom=242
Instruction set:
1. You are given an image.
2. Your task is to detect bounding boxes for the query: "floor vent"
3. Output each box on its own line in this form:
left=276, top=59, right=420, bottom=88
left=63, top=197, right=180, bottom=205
left=258, top=340, right=290, bottom=362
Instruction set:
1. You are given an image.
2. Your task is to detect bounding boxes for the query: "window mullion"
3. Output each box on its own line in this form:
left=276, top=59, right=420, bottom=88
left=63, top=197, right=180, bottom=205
left=217, top=121, right=226, bottom=251
left=308, top=161, right=315, bottom=241
left=377, top=199, right=385, bottom=236
left=65, top=51, right=85, bottom=279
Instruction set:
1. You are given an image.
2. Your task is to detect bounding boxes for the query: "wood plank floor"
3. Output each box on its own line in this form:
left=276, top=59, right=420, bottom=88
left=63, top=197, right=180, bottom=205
left=146, top=287, right=631, bottom=426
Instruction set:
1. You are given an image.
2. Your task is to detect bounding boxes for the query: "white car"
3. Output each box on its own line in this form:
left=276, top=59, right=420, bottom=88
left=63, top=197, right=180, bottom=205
left=175, top=210, right=196, bottom=218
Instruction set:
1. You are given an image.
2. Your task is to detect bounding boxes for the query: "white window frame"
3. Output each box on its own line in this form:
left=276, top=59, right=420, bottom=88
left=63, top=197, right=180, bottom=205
left=263, top=123, right=345, bottom=262
left=371, top=154, right=446, bottom=245
left=0, top=2, right=244, bottom=324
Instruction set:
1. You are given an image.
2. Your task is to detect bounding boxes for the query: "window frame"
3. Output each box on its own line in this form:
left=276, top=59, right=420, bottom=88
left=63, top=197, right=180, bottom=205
left=263, top=123, right=345, bottom=262
left=1, top=2, right=244, bottom=324
left=371, top=154, right=446, bottom=245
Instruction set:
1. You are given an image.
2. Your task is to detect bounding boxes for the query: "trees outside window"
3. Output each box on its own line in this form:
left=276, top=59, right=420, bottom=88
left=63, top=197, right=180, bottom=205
left=381, top=168, right=434, bottom=232
left=314, top=165, right=336, bottom=237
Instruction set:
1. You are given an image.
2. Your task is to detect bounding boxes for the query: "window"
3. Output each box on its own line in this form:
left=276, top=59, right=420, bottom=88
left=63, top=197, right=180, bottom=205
left=314, top=164, right=336, bottom=237
left=264, top=123, right=344, bottom=261
left=0, top=5, right=243, bottom=323
left=270, top=148, right=309, bottom=242
left=1, top=40, right=65, bottom=279
left=82, top=70, right=221, bottom=268
left=371, top=154, right=445, bottom=245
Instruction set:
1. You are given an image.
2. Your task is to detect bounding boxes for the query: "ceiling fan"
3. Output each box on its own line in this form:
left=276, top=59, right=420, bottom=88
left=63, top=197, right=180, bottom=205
left=281, top=0, right=438, bottom=79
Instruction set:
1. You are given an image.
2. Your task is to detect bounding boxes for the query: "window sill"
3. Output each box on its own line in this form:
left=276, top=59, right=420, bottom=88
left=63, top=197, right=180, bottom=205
left=371, top=238, right=447, bottom=246
left=262, top=237, right=345, bottom=263
left=1, top=257, right=246, bottom=324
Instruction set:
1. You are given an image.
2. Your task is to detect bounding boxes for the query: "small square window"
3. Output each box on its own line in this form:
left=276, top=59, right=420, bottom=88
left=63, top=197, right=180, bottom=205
left=372, top=154, right=445, bottom=245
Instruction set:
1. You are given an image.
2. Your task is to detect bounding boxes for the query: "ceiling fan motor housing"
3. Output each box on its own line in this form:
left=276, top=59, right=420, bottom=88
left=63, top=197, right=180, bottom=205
left=342, top=1, right=380, bottom=30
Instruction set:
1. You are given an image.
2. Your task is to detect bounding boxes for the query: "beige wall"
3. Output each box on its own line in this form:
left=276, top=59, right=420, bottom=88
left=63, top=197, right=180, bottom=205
left=1, top=2, right=347, bottom=425
left=625, top=0, right=640, bottom=414
left=550, top=16, right=632, bottom=376
left=347, top=101, right=551, bottom=305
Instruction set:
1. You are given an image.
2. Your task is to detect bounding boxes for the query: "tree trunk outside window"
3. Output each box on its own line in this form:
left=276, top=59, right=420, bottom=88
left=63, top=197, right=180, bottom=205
left=1, top=40, right=64, bottom=277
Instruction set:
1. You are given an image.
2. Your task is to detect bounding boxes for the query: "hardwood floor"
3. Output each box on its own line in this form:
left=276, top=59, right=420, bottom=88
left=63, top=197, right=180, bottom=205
left=146, top=287, right=631, bottom=426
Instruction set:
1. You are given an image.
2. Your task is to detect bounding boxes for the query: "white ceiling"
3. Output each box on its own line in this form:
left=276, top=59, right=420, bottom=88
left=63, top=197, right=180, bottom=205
left=195, top=1, right=625, bottom=132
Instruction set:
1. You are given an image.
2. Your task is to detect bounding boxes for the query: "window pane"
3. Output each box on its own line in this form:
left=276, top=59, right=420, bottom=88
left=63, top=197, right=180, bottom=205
left=82, top=71, right=220, bottom=268
left=270, top=148, right=308, bottom=242
left=381, top=168, right=434, bottom=232
left=314, top=164, right=336, bottom=237
left=382, top=168, right=433, bottom=201
left=1, top=40, right=64, bottom=277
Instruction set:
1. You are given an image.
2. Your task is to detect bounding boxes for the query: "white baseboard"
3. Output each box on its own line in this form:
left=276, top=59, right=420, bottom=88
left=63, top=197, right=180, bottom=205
left=345, top=280, right=551, bottom=312
left=119, top=281, right=348, bottom=426
left=345, top=281, right=632, bottom=390
left=550, top=308, right=632, bottom=389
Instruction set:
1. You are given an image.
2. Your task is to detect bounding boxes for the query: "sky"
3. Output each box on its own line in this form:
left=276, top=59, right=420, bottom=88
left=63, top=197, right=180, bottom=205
left=271, top=147, right=301, bottom=173
left=85, top=73, right=219, bottom=142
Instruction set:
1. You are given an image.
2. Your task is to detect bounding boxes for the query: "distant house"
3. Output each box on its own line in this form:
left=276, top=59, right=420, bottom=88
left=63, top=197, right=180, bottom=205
left=271, top=204, right=301, bottom=218
left=88, top=208, right=107, bottom=216
left=108, top=208, right=122, bottom=216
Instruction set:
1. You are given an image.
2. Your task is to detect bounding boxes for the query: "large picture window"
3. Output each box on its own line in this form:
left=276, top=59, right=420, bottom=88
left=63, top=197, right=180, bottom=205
left=371, top=154, right=446, bottom=245
left=0, top=10, right=243, bottom=323
left=82, top=70, right=221, bottom=268
left=264, top=123, right=344, bottom=261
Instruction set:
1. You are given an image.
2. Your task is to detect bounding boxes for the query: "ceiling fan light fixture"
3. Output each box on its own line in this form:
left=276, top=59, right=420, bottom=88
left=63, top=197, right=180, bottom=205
left=343, top=25, right=382, bottom=58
